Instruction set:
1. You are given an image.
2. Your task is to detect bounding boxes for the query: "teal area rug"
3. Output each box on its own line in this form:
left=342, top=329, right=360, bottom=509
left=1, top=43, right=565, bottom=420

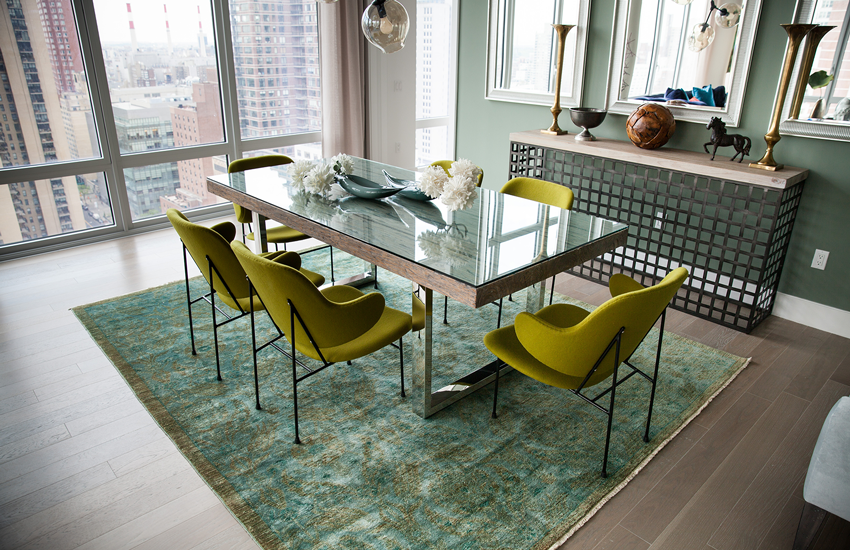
left=72, top=251, right=749, bottom=550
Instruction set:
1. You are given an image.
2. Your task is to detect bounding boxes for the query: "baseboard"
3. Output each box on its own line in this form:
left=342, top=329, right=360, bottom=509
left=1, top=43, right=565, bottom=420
left=773, top=292, right=850, bottom=339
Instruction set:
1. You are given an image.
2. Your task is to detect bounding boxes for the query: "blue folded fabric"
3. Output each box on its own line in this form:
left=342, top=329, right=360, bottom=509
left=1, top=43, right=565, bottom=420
left=665, top=87, right=689, bottom=101
left=713, top=85, right=727, bottom=108
left=692, top=85, right=716, bottom=107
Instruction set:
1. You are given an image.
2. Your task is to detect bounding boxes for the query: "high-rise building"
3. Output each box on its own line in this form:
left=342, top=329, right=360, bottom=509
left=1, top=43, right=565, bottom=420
left=161, top=72, right=226, bottom=211
left=0, top=0, right=86, bottom=244
left=37, top=0, right=83, bottom=93
left=229, top=0, right=321, bottom=138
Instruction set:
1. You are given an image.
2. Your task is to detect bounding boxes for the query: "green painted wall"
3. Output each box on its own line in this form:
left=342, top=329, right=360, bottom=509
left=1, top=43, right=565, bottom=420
left=455, top=0, right=850, bottom=312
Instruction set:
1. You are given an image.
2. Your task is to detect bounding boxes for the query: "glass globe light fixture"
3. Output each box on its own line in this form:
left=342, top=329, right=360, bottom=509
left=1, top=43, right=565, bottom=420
left=715, top=2, right=742, bottom=28
left=688, top=23, right=715, bottom=52
left=361, top=0, right=409, bottom=54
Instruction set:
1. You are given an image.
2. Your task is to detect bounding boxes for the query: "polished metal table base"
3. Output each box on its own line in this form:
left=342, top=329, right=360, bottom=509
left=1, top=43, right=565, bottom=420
left=412, top=281, right=546, bottom=418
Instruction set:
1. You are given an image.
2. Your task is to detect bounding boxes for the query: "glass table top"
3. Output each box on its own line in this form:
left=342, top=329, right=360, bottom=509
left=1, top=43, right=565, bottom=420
left=208, top=157, right=627, bottom=289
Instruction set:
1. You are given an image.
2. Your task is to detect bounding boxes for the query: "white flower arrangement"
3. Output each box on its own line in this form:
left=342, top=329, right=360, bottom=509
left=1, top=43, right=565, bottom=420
left=417, top=165, right=449, bottom=199
left=287, top=160, right=314, bottom=191
left=415, top=160, right=480, bottom=212
left=439, top=175, right=478, bottom=212
left=449, top=158, right=483, bottom=184
left=304, top=162, right=335, bottom=197
left=416, top=225, right=472, bottom=268
left=331, top=153, right=354, bottom=176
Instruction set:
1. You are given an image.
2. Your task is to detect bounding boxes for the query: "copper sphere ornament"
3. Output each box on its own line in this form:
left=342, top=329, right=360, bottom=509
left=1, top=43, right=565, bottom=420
left=626, top=103, right=676, bottom=150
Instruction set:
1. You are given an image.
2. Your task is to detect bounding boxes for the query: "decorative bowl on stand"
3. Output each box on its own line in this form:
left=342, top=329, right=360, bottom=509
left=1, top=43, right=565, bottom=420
left=335, top=174, right=402, bottom=200
left=382, top=169, right=435, bottom=201
left=569, top=108, right=607, bottom=141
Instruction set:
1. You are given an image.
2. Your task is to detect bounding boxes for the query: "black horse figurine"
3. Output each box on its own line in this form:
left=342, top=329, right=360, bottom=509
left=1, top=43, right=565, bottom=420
left=704, top=117, right=751, bottom=163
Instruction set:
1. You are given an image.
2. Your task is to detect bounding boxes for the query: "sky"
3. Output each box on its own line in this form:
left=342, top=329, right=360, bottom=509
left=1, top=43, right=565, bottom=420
left=92, top=0, right=215, bottom=46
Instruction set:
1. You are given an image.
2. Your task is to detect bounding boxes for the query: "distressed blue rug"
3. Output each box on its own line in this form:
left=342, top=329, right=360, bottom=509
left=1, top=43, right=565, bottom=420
left=72, top=251, right=748, bottom=550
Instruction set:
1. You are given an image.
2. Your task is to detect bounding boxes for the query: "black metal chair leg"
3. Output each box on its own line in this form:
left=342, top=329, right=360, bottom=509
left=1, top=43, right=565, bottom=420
left=399, top=337, right=405, bottom=397
left=645, top=310, right=666, bottom=442
left=291, top=319, right=301, bottom=445
left=443, top=296, right=448, bottom=324
left=549, top=276, right=556, bottom=305
left=491, top=363, right=501, bottom=419
left=497, top=298, right=503, bottom=329
left=601, top=332, right=623, bottom=478
left=329, top=247, right=335, bottom=284
left=249, top=288, right=261, bottom=410
left=209, top=261, right=222, bottom=382
left=182, top=245, right=197, bottom=355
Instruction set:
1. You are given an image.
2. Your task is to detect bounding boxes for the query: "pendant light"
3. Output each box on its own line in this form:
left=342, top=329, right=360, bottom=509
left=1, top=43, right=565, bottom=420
left=687, top=1, right=742, bottom=53
left=361, top=0, right=409, bottom=54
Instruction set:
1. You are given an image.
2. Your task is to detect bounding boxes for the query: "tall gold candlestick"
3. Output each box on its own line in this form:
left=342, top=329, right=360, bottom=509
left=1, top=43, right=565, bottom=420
left=750, top=24, right=816, bottom=172
left=542, top=24, right=575, bottom=136
left=789, top=25, right=835, bottom=119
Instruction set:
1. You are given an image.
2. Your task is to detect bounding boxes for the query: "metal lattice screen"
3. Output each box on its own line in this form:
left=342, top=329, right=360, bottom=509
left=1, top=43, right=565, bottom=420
left=509, top=142, right=805, bottom=332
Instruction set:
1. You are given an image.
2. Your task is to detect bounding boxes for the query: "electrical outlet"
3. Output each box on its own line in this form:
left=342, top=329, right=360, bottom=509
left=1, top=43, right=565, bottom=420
left=812, top=249, right=829, bottom=270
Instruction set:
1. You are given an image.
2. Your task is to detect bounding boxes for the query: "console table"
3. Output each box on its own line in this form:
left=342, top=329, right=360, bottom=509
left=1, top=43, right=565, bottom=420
left=509, top=131, right=809, bottom=333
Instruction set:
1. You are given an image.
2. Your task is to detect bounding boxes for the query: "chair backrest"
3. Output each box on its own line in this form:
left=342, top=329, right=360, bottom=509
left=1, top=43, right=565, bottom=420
left=430, top=160, right=485, bottom=187
left=231, top=241, right=384, bottom=349
left=500, top=177, right=574, bottom=211
left=166, top=209, right=252, bottom=300
left=515, top=267, right=688, bottom=387
left=227, top=154, right=294, bottom=223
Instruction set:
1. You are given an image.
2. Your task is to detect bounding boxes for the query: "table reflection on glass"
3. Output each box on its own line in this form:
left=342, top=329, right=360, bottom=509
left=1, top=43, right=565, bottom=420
left=207, top=157, right=628, bottom=418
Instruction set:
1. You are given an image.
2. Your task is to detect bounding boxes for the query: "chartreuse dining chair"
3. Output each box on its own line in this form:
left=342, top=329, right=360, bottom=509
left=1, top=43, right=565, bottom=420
left=231, top=241, right=413, bottom=444
left=166, top=209, right=325, bottom=383
left=500, top=177, right=575, bottom=306
left=484, top=267, right=689, bottom=478
left=430, top=160, right=485, bottom=325
left=228, top=154, right=335, bottom=283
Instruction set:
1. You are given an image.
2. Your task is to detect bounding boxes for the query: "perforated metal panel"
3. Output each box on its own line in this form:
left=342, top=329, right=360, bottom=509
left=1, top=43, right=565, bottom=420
left=509, top=141, right=805, bottom=333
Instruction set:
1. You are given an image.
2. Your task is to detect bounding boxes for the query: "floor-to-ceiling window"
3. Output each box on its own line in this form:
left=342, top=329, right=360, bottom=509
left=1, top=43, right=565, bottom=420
left=0, top=0, right=320, bottom=254
left=414, top=0, right=458, bottom=168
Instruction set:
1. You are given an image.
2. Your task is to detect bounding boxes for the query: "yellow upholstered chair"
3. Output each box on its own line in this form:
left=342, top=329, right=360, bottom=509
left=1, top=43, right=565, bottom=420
left=484, top=267, right=689, bottom=478
left=500, top=177, right=575, bottom=306
left=430, top=159, right=485, bottom=187
left=228, top=155, right=335, bottom=283
left=166, top=209, right=324, bottom=384
left=231, top=241, right=413, bottom=443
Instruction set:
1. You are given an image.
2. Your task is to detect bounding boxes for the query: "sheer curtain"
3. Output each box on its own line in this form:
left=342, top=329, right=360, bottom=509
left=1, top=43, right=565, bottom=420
left=319, top=1, right=369, bottom=158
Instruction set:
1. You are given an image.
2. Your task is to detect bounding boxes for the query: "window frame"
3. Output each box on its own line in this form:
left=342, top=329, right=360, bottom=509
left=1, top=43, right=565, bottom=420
left=485, top=0, right=591, bottom=108
left=0, top=0, right=321, bottom=259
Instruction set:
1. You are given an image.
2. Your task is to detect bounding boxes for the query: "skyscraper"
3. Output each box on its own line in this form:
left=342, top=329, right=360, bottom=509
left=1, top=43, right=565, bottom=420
left=0, top=0, right=86, bottom=244
left=229, top=0, right=321, bottom=138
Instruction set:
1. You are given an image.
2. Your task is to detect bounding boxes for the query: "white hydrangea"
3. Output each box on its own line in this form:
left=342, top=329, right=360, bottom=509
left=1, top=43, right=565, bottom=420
left=440, top=175, right=478, bottom=212
left=417, top=165, right=449, bottom=199
left=331, top=153, right=354, bottom=176
left=449, top=158, right=482, bottom=185
left=326, top=182, right=351, bottom=201
left=287, top=160, right=314, bottom=191
left=304, top=162, right=335, bottom=197
left=417, top=230, right=444, bottom=260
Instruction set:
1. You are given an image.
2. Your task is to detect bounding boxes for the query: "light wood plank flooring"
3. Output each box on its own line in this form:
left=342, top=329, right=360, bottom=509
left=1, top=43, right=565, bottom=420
left=1, top=220, right=848, bottom=550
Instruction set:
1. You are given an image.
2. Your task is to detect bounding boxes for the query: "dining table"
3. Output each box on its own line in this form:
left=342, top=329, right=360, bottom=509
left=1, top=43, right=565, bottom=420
left=207, top=157, right=628, bottom=418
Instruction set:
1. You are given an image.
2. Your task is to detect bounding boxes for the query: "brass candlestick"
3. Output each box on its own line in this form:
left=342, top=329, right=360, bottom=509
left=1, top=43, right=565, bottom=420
left=542, top=24, right=575, bottom=136
left=750, top=24, right=816, bottom=172
left=788, top=25, right=835, bottom=119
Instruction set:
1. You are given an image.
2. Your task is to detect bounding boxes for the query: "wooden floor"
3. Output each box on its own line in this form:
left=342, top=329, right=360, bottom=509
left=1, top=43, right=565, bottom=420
left=0, top=220, right=848, bottom=550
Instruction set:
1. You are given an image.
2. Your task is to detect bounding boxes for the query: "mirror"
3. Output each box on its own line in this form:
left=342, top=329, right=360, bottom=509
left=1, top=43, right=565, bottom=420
left=780, top=0, right=850, bottom=142
left=486, top=0, right=590, bottom=107
left=607, top=0, right=763, bottom=126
